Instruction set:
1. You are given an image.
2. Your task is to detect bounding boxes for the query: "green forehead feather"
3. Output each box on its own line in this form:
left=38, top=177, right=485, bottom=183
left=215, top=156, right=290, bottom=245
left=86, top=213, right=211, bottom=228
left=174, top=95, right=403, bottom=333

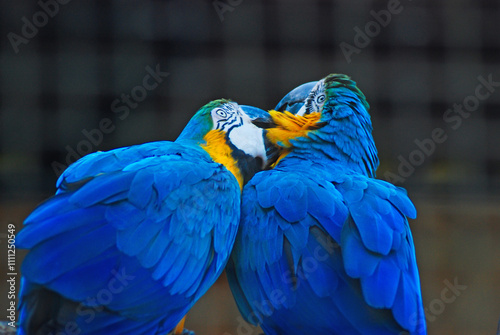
left=194, top=98, right=232, bottom=120
left=324, top=74, right=370, bottom=111
left=176, top=99, right=233, bottom=142
left=200, top=99, right=233, bottom=114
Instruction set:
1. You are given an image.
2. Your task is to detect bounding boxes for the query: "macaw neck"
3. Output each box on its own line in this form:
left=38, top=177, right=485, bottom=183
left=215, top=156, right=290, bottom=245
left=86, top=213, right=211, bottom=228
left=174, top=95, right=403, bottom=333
left=283, top=129, right=379, bottom=178
left=187, top=130, right=244, bottom=189
left=178, top=130, right=262, bottom=190
left=274, top=155, right=354, bottom=179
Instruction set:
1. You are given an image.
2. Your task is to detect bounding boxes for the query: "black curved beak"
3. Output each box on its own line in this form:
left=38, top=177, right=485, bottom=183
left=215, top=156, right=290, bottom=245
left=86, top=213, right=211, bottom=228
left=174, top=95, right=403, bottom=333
left=275, top=81, right=318, bottom=114
left=240, top=105, right=281, bottom=169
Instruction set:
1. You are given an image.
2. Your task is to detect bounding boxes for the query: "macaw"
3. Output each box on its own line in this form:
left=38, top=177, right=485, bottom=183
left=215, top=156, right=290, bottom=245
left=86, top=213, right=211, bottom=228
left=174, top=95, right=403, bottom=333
left=226, top=74, right=427, bottom=334
left=16, top=99, right=276, bottom=335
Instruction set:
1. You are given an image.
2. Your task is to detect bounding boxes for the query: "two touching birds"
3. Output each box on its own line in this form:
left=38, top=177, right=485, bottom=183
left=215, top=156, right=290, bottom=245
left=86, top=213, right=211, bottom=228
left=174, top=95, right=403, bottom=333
left=17, top=74, right=427, bottom=334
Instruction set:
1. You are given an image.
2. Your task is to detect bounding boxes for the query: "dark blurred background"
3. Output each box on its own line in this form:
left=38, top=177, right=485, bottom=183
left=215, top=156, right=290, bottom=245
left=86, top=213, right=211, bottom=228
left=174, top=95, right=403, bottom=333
left=1, top=0, right=499, bottom=334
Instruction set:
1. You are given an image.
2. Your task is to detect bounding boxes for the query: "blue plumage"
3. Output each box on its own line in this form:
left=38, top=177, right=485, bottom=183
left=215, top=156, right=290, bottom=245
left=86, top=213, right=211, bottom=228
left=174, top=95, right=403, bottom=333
left=17, top=100, right=273, bottom=335
left=227, top=74, right=427, bottom=334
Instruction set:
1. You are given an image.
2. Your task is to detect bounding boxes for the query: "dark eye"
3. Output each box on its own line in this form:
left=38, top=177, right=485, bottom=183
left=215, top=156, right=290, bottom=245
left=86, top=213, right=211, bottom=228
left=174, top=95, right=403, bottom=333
left=215, top=108, right=228, bottom=118
left=316, top=94, right=325, bottom=104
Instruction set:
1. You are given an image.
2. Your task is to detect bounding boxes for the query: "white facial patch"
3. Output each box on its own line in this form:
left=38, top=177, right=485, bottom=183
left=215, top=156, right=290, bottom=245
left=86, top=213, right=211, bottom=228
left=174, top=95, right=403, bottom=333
left=228, top=111, right=267, bottom=167
left=210, top=103, right=267, bottom=166
left=211, top=103, right=242, bottom=132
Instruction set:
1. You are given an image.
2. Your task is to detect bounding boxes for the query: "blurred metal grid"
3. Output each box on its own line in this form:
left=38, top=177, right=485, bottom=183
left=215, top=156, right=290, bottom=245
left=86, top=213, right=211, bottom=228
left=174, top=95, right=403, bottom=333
left=1, top=0, right=499, bottom=199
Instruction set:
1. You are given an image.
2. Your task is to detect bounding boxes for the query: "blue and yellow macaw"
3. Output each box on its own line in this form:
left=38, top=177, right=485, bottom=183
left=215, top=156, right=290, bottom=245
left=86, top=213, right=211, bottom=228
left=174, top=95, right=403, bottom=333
left=17, top=100, right=276, bottom=335
left=227, top=74, right=427, bottom=334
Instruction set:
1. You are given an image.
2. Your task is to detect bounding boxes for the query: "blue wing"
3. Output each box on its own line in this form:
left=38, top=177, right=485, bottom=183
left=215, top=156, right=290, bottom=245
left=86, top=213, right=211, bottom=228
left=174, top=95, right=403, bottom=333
left=337, top=175, right=425, bottom=334
left=17, top=141, right=240, bottom=335
left=227, top=160, right=426, bottom=335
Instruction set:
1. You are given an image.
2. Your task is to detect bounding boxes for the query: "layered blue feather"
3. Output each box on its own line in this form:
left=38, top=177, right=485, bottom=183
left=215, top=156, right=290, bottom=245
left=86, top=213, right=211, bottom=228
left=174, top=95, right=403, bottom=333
left=228, top=159, right=425, bottom=334
left=17, top=141, right=240, bottom=335
left=227, top=74, right=426, bottom=335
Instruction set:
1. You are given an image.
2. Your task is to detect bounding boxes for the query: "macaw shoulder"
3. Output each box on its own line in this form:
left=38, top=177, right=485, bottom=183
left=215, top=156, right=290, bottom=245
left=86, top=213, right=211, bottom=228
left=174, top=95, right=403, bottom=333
left=242, top=164, right=348, bottom=245
left=242, top=162, right=416, bottom=252
left=18, top=141, right=241, bottom=307
left=20, top=140, right=240, bottom=250
left=335, top=175, right=417, bottom=234
left=56, top=141, right=220, bottom=192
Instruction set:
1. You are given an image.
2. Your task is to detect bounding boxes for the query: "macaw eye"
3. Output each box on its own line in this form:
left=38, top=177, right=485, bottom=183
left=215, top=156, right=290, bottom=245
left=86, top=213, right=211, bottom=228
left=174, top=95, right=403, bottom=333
left=214, top=108, right=228, bottom=118
left=316, top=94, right=326, bottom=104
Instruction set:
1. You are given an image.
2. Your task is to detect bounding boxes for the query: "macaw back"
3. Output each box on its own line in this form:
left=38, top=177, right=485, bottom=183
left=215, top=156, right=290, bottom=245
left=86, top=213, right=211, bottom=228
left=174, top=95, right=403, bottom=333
left=227, top=74, right=426, bottom=334
left=228, top=158, right=426, bottom=335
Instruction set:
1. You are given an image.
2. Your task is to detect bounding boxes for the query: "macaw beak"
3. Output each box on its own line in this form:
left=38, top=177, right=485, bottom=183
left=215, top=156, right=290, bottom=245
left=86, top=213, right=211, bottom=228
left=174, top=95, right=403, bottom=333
left=274, top=81, right=317, bottom=114
left=240, top=105, right=276, bottom=128
left=240, top=105, right=280, bottom=168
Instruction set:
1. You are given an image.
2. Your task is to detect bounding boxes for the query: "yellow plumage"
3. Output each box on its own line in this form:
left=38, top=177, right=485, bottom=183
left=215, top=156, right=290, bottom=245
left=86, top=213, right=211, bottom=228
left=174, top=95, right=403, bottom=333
left=201, top=129, right=243, bottom=189
left=266, top=110, right=323, bottom=166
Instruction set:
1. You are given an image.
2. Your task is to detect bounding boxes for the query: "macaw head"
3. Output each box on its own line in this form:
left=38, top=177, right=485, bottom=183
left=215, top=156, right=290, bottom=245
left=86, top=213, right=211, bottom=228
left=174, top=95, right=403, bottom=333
left=176, top=99, right=279, bottom=188
left=268, top=74, right=379, bottom=177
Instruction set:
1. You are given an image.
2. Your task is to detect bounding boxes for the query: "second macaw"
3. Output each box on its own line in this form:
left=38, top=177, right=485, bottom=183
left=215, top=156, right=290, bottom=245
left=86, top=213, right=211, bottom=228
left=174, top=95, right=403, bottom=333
left=227, top=74, right=427, bottom=334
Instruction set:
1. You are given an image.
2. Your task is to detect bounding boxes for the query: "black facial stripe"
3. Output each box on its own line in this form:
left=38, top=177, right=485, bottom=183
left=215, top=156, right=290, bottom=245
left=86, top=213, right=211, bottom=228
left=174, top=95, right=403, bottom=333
left=223, top=116, right=243, bottom=133
left=303, top=81, right=326, bottom=113
left=216, top=111, right=243, bottom=132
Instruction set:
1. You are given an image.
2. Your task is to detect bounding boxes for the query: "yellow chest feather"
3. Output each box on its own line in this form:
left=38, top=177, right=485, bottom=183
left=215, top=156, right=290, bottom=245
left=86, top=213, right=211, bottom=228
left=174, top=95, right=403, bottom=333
left=266, top=110, right=322, bottom=147
left=201, top=130, right=243, bottom=190
left=266, top=111, right=322, bottom=166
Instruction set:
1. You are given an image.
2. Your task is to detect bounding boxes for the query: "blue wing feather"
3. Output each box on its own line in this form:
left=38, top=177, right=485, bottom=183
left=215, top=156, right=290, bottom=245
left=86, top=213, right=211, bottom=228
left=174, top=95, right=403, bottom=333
left=360, top=257, right=401, bottom=308
left=17, top=203, right=99, bottom=248
left=340, top=177, right=424, bottom=333
left=68, top=171, right=136, bottom=207
left=341, top=217, right=381, bottom=278
left=18, top=141, right=241, bottom=334
left=228, top=161, right=426, bottom=334
left=48, top=248, right=119, bottom=299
